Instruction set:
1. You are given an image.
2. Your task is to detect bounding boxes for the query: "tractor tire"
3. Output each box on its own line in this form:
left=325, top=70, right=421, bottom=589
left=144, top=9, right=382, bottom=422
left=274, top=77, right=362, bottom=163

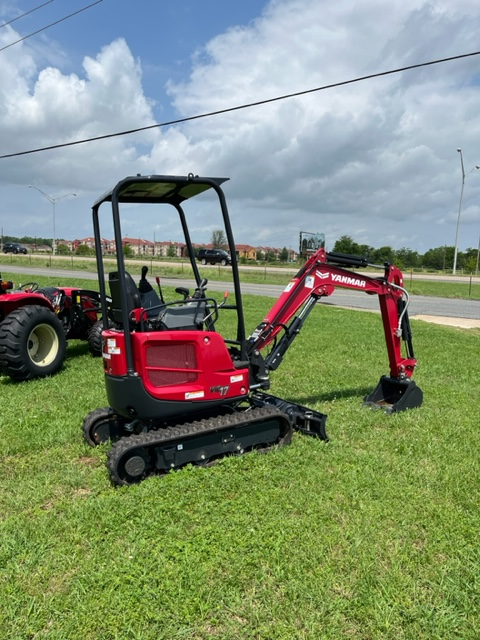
left=87, top=320, right=104, bottom=357
left=0, top=305, right=66, bottom=381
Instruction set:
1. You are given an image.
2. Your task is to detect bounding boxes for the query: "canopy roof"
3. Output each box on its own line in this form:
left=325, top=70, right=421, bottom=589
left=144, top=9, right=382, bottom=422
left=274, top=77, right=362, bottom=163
left=93, top=174, right=229, bottom=208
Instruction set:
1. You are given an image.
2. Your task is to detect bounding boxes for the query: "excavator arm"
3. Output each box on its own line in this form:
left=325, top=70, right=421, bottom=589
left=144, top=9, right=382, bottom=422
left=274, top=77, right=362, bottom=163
left=246, top=248, right=422, bottom=413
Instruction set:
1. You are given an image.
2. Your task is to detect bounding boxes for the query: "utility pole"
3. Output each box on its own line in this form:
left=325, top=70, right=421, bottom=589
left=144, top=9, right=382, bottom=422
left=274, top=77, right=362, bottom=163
left=453, top=149, right=480, bottom=275
left=28, top=186, right=76, bottom=255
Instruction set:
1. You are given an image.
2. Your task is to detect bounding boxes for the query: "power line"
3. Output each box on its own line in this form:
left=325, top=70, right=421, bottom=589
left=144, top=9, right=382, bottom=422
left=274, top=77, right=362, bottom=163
left=0, top=0, right=103, bottom=52
left=0, top=0, right=56, bottom=29
left=1, top=48, right=479, bottom=160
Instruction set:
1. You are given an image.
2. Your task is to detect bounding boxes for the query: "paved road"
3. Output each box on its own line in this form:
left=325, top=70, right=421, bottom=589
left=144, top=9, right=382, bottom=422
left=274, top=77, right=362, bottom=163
left=1, top=263, right=479, bottom=321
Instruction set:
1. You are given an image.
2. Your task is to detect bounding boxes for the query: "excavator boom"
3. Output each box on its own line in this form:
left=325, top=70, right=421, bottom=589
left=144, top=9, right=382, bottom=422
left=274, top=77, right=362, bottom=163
left=247, top=248, right=422, bottom=412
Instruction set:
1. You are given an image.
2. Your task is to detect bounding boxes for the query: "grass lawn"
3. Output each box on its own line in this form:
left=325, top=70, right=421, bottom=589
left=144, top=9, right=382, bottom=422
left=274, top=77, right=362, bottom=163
left=0, top=275, right=479, bottom=639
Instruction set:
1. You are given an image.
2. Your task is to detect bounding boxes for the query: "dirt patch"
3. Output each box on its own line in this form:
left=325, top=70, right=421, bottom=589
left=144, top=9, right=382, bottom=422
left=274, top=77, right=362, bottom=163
left=412, top=315, right=480, bottom=329
left=78, top=456, right=98, bottom=466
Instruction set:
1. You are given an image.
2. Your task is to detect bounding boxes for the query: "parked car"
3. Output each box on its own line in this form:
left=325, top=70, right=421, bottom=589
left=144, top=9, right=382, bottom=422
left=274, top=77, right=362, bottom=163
left=197, top=248, right=232, bottom=266
left=3, top=242, right=28, bottom=254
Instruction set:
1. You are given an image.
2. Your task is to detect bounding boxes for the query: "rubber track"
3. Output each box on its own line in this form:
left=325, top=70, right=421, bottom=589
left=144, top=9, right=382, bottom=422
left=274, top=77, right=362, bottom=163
left=107, top=405, right=292, bottom=485
left=82, top=406, right=118, bottom=447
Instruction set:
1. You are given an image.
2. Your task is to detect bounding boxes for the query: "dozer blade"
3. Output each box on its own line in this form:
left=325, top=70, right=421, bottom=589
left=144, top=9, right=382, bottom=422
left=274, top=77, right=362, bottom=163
left=251, top=391, right=328, bottom=440
left=364, top=375, right=423, bottom=413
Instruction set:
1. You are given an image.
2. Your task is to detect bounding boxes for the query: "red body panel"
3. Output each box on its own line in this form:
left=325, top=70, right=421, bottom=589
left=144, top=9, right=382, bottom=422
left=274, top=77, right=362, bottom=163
left=102, top=328, right=249, bottom=402
left=0, top=292, right=54, bottom=316
left=0, top=287, right=99, bottom=328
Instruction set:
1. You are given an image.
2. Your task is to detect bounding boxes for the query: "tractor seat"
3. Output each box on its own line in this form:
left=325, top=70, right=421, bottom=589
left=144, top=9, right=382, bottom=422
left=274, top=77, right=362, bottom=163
left=36, top=287, right=64, bottom=309
left=108, top=271, right=142, bottom=327
left=160, top=302, right=207, bottom=330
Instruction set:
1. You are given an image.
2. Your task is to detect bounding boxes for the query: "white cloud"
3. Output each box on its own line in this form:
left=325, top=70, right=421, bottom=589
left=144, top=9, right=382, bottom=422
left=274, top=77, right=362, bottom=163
left=1, top=35, right=157, bottom=187
left=1, top=0, right=480, bottom=253
left=157, top=0, right=480, bottom=252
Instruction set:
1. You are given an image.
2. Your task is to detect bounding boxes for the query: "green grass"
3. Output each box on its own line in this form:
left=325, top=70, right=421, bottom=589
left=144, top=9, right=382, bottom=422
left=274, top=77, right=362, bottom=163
left=401, top=275, right=480, bottom=299
left=0, top=276, right=479, bottom=639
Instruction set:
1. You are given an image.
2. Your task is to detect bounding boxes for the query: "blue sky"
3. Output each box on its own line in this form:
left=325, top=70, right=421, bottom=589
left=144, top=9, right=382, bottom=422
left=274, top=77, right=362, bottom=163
left=18, top=1, right=265, bottom=111
left=1, top=0, right=480, bottom=255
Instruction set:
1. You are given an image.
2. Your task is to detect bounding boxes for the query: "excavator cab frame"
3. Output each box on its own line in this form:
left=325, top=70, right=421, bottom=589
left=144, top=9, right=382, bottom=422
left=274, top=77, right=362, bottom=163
left=92, top=174, right=247, bottom=360
left=92, top=175, right=261, bottom=424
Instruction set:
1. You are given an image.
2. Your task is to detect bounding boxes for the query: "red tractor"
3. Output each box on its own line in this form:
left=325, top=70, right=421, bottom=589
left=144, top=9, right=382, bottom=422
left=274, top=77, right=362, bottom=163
left=83, top=174, right=423, bottom=485
left=0, top=278, right=103, bottom=381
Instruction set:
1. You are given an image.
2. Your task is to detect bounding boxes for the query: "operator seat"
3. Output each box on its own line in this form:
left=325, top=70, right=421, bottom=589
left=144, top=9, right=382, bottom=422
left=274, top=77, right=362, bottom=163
left=108, top=271, right=141, bottom=327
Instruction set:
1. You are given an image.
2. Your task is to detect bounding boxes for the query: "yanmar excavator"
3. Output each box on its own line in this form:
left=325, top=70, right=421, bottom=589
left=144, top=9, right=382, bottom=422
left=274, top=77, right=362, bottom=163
left=83, top=174, right=423, bottom=485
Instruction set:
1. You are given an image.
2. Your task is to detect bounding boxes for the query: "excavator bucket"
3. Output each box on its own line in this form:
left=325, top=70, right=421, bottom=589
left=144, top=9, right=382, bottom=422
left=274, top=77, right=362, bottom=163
left=364, top=375, right=423, bottom=413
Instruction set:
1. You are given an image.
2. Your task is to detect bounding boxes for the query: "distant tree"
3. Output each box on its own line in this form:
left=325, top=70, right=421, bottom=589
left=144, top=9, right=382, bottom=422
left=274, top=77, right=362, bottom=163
left=123, top=244, right=134, bottom=258
left=456, top=251, right=467, bottom=270
left=256, top=250, right=264, bottom=261
left=464, top=255, right=477, bottom=273
left=332, top=235, right=361, bottom=255
left=1, top=235, right=51, bottom=247
left=279, top=247, right=289, bottom=262
left=421, top=246, right=455, bottom=271
left=357, top=244, right=373, bottom=259
left=167, top=244, right=176, bottom=258
left=394, top=248, right=420, bottom=269
left=55, top=243, right=71, bottom=255
left=332, top=236, right=374, bottom=259
left=20, top=236, right=50, bottom=246
left=464, top=247, right=477, bottom=259
left=211, top=229, right=227, bottom=248
left=370, top=246, right=395, bottom=265
left=463, top=247, right=478, bottom=273
left=75, top=244, right=94, bottom=256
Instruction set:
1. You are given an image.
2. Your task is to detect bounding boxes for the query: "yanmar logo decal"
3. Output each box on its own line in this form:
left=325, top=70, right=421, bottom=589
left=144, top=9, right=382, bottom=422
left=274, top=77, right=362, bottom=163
left=316, top=270, right=367, bottom=288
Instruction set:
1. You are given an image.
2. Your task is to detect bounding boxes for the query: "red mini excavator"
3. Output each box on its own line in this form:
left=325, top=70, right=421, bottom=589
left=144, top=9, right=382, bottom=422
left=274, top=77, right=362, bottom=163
left=83, top=174, right=422, bottom=485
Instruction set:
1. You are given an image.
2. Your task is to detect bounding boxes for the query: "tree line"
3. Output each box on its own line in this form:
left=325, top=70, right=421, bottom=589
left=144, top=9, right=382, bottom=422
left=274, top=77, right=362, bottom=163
left=211, top=229, right=479, bottom=271
left=1, top=235, right=52, bottom=248
left=331, top=235, right=479, bottom=272
left=2, top=233, right=479, bottom=272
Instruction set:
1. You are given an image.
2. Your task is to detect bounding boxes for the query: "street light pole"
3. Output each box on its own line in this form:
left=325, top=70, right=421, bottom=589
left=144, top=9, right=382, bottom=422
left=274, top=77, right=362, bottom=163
left=453, top=149, right=480, bottom=275
left=476, top=234, right=480, bottom=276
left=28, top=186, right=76, bottom=255
left=453, top=149, right=466, bottom=276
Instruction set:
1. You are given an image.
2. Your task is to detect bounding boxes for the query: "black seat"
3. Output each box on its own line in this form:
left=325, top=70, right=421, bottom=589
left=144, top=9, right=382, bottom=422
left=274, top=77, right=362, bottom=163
left=160, top=301, right=207, bottom=330
left=108, top=271, right=142, bottom=326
